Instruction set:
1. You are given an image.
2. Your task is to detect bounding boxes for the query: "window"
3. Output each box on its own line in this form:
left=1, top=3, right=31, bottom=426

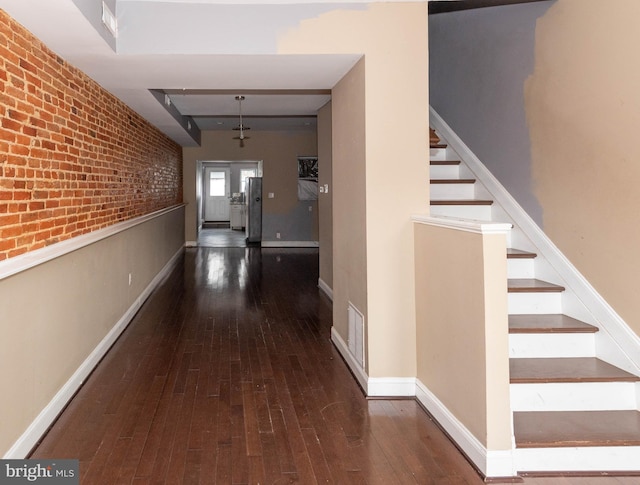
left=240, top=169, right=257, bottom=193
left=209, top=171, right=226, bottom=196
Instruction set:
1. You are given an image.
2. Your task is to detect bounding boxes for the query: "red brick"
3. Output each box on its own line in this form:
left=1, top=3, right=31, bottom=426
left=0, top=10, right=182, bottom=261
left=1, top=117, right=20, bottom=132
left=0, top=238, right=16, bottom=251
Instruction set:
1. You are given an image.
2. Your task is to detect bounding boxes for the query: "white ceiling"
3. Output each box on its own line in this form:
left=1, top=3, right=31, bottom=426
left=0, top=0, right=375, bottom=146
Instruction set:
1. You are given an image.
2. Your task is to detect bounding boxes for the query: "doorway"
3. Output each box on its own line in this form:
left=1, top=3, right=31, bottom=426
left=197, top=161, right=262, bottom=247
left=203, top=166, right=231, bottom=222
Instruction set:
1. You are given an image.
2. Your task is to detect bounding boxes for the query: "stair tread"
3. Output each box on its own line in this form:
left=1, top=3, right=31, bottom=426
left=509, top=314, right=598, bottom=333
left=507, top=248, right=537, bottom=259
left=514, top=410, right=640, bottom=448
left=431, top=143, right=447, bottom=149
left=430, top=199, right=493, bottom=206
left=430, top=178, right=476, bottom=184
left=430, top=160, right=460, bottom=166
left=510, top=357, right=640, bottom=383
left=508, top=278, right=565, bottom=292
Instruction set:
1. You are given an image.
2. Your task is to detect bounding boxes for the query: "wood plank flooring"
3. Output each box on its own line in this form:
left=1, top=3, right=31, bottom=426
left=29, top=248, right=640, bottom=484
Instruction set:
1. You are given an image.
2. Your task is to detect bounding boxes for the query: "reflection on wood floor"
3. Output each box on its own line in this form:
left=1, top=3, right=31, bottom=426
left=198, top=228, right=247, bottom=248
left=29, top=248, right=638, bottom=484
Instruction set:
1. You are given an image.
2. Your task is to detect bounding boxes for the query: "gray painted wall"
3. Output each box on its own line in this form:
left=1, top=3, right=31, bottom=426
left=429, top=1, right=554, bottom=226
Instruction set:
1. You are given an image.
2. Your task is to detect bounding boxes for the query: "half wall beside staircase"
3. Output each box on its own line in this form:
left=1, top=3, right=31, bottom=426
left=413, top=108, right=640, bottom=476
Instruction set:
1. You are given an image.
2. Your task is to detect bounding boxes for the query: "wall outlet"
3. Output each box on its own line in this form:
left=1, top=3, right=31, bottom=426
left=308, top=206, right=312, bottom=212
left=268, top=192, right=274, bottom=198
left=276, top=232, right=281, bottom=239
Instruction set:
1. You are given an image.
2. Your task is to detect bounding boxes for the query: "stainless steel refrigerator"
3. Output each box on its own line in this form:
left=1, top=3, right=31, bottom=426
left=245, top=177, right=262, bottom=243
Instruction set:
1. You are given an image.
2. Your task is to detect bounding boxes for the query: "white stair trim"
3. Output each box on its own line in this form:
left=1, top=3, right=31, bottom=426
left=412, top=214, right=512, bottom=235
left=430, top=106, right=640, bottom=375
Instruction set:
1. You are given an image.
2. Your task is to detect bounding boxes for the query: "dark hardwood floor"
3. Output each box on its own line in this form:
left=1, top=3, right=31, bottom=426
left=198, top=228, right=247, bottom=248
left=29, top=248, right=640, bottom=484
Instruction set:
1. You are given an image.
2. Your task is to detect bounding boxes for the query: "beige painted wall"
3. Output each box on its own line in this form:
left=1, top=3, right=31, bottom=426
left=525, top=0, right=640, bottom=336
left=183, top=130, right=318, bottom=244
left=414, top=223, right=511, bottom=450
left=331, top=59, right=368, bottom=343
left=0, top=207, right=184, bottom=456
left=317, top=101, right=333, bottom=292
left=279, top=3, right=429, bottom=377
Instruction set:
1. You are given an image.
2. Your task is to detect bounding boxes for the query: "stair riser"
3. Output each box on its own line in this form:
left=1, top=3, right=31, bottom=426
left=507, top=258, right=535, bottom=279
left=430, top=204, right=493, bottom=221
left=511, top=382, right=638, bottom=412
left=508, top=293, right=562, bottom=314
left=513, top=446, right=640, bottom=473
left=509, top=333, right=595, bottom=358
left=430, top=183, right=475, bottom=200
left=430, top=147, right=456, bottom=160
left=430, top=164, right=460, bottom=179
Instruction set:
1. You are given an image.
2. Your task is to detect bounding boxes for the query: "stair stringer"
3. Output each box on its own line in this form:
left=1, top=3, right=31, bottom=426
left=430, top=106, right=640, bottom=378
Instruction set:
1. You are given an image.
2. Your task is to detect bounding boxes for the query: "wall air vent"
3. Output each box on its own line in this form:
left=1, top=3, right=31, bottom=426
left=101, top=2, right=118, bottom=38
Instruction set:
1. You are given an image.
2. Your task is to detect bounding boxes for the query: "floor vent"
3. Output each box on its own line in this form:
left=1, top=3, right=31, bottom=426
left=347, top=302, right=365, bottom=369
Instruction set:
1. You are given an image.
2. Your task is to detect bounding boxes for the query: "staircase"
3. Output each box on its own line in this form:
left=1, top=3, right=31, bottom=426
left=428, top=127, right=640, bottom=474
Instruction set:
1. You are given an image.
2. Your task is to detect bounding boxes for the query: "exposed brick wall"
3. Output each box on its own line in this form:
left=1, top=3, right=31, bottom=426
left=0, top=10, right=183, bottom=262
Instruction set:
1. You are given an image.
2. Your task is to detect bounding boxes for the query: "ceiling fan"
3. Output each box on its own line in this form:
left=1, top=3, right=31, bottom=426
left=232, top=95, right=250, bottom=147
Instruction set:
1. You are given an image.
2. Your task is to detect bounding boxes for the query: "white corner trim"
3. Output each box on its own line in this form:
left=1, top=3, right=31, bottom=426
left=261, top=241, right=319, bottom=248
left=0, top=204, right=186, bottom=281
left=415, top=379, right=516, bottom=478
left=412, top=214, right=512, bottom=235
left=430, top=106, right=640, bottom=373
left=318, top=278, right=333, bottom=301
left=331, top=326, right=368, bottom=393
left=3, top=247, right=184, bottom=459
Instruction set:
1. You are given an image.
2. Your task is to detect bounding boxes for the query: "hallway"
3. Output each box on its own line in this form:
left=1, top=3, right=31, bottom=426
left=29, top=248, right=638, bottom=484
left=198, top=228, right=248, bottom=248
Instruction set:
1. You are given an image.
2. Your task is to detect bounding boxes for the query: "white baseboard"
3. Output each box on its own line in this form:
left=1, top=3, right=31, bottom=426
left=331, top=327, right=368, bottom=393
left=415, top=379, right=516, bottom=478
left=185, top=240, right=198, bottom=247
left=331, top=327, right=415, bottom=397
left=318, top=278, right=333, bottom=301
left=261, top=240, right=319, bottom=248
left=3, top=246, right=184, bottom=459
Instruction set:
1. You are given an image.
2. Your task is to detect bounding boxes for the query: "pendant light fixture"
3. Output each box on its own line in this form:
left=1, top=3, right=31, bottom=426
left=232, top=95, right=250, bottom=147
